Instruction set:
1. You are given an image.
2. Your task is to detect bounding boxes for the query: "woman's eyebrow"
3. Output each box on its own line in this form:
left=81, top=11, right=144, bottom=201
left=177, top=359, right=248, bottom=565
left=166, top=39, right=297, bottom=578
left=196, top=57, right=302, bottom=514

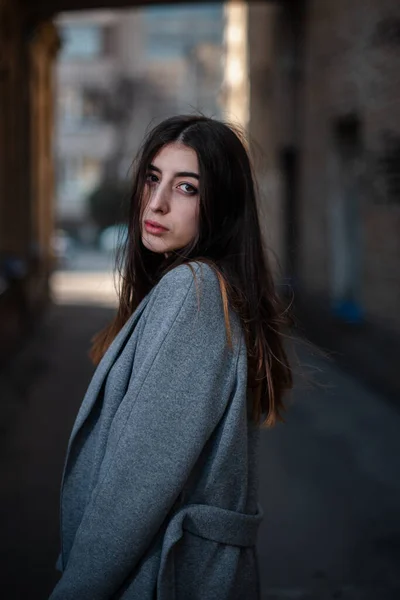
left=148, top=164, right=199, bottom=180
left=175, top=171, right=199, bottom=180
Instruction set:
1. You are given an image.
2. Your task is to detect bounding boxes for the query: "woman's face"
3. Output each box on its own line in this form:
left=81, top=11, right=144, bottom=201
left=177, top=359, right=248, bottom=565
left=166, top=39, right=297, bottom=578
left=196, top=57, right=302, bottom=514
left=141, top=142, right=200, bottom=256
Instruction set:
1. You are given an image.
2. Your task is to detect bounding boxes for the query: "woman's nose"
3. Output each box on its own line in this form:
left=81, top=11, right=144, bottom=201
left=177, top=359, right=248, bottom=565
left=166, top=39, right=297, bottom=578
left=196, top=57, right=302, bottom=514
left=149, top=184, right=169, bottom=212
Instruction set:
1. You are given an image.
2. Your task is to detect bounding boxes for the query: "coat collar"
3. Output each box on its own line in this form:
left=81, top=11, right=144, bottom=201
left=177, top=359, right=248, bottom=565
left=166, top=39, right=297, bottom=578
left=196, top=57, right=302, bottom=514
left=66, top=291, right=153, bottom=460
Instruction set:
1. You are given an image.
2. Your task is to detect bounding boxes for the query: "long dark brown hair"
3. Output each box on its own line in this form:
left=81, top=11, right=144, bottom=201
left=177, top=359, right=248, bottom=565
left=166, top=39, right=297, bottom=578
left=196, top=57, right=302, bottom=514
left=90, top=115, right=293, bottom=426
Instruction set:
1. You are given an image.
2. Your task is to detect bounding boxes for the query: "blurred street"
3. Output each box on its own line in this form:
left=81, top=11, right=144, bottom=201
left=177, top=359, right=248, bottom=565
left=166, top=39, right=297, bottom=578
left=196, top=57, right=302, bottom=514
left=1, top=254, right=400, bottom=599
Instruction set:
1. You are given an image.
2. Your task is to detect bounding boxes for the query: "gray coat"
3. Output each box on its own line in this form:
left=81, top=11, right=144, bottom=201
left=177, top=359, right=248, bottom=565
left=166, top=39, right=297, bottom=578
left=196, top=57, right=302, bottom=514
left=50, top=262, right=262, bottom=600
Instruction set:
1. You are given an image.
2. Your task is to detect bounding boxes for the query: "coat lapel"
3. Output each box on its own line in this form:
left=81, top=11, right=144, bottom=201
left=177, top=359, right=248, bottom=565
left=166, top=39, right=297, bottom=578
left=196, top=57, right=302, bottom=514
left=66, top=292, right=153, bottom=456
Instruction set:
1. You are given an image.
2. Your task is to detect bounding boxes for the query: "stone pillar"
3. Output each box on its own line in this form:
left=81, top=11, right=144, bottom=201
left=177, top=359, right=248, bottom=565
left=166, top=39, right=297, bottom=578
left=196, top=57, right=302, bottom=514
left=0, top=0, right=31, bottom=257
left=247, top=3, right=283, bottom=273
left=0, top=1, right=59, bottom=354
left=29, top=20, right=60, bottom=296
left=221, top=0, right=250, bottom=130
left=0, top=0, right=36, bottom=352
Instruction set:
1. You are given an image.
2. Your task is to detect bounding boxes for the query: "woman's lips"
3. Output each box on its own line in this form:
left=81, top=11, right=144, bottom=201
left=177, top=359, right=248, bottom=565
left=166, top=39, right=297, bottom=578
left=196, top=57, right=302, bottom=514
left=144, top=221, right=168, bottom=235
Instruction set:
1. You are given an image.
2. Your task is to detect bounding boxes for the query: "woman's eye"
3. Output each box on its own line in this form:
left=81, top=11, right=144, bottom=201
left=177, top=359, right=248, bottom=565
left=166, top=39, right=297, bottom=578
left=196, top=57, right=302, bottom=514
left=178, top=183, right=198, bottom=195
left=145, top=173, right=159, bottom=184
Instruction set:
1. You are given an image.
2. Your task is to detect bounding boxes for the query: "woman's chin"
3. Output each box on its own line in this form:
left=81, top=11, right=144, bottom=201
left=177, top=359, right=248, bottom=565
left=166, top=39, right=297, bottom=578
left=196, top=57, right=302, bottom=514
left=142, top=235, right=170, bottom=255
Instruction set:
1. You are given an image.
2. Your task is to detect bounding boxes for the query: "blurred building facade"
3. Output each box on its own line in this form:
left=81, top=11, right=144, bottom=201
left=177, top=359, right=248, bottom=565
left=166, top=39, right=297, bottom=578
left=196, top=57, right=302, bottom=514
left=247, top=0, right=400, bottom=330
left=55, top=5, right=224, bottom=237
left=246, top=0, right=400, bottom=397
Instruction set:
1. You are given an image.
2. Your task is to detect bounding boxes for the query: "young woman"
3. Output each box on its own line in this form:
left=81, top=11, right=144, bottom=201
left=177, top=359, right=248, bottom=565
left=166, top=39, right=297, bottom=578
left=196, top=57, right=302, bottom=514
left=50, top=115, right=293, bottom=600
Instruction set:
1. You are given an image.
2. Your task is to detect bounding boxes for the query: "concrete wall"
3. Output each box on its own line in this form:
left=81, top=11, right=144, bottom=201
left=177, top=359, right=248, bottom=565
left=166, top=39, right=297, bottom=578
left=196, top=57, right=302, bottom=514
left=299, top=0, right=400, bottom=329
left=247, top=0, right=400, bottom=332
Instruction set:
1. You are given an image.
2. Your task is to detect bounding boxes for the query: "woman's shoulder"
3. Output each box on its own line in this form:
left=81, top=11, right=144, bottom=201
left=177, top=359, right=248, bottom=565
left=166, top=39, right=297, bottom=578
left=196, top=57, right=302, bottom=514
left=152, top=261, right=242, bottom=334
left=145, top=261, right=231, bottom=330
left=155, top=261, right=221, bottom=301
left=141, top=261, right=243, bottom=355
left=159, top=260, right=217, bottom=285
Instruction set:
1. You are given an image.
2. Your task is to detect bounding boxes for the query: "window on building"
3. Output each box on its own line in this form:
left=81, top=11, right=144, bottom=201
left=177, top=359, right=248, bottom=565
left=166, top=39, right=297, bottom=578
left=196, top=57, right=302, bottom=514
left=58, top=85, right=103, bottom=127
left=58, top=156, right=81, bottom=190
left=82, top=90, right=103, bottom=123
left=60, top=25, right=104, bottom=59
left=58, top=156, right=102, bottom=199
left=103, top=25, right=116, bottom=55
left=59, top=86, right=82, bottom=124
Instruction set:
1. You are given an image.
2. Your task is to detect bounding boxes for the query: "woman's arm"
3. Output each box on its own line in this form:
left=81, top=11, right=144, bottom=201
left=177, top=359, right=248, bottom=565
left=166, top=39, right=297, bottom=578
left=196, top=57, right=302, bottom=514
left=49, top=263, right=241, bottom=600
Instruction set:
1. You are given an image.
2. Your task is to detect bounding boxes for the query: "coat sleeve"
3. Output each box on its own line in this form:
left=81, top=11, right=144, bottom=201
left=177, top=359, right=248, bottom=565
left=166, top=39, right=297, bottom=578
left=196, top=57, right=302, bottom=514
left=49, top=263, right=241, bottom=600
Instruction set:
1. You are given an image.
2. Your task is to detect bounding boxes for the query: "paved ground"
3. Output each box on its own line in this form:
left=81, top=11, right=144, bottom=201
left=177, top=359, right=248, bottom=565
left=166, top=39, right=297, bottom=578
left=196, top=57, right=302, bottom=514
left=1, top=262, right=400, bottom=599
left=258, top=344, right=400, bottom=599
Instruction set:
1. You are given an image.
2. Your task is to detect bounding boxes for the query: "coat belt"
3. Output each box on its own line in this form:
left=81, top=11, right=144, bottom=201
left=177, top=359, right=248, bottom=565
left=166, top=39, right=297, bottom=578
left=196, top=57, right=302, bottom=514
left=180, top=502, right=263, bottom=547
left=157, top=503, right=263, bottom=600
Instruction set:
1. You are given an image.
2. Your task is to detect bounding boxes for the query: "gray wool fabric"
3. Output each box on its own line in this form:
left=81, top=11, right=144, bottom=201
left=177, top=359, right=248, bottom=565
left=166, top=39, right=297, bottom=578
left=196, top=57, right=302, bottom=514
left=50, top=261, right=262, bottom=600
